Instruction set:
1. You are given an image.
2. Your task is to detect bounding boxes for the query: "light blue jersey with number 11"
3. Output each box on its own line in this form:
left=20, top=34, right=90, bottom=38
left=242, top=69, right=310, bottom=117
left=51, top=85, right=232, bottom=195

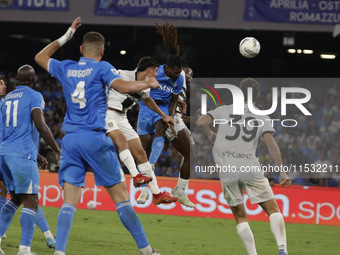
left=48, top=57, right=121, bottom=133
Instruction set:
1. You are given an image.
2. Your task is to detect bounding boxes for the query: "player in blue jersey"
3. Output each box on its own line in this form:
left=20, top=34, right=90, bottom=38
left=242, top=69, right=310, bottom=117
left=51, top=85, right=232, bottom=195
left=35, top=17, right=161, bottom=255
left=0, top=65, right=60, bottom=255
left=137, top=21, right=195, bottom=208
left=0, top=76, right=57, bottom=253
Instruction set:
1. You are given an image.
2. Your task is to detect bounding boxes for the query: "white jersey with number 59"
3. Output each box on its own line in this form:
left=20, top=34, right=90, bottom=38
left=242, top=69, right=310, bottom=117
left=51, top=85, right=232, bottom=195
left=208, top=104, right=275, bottom=176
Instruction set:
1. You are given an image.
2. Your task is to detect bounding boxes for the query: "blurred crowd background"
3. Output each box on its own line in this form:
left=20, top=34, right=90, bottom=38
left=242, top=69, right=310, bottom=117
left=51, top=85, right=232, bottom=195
left=2, top=74, right=339, bottom=187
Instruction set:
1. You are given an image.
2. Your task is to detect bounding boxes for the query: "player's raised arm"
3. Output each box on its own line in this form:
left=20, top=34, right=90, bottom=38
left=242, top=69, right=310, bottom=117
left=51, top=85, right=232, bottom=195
left=110, top=76, right=160, bottom=94
left=35, top=17, right=82, bottom=71
left=32, top=108, right=61, bottom=166
left=263, top=133, right=291, bottom=187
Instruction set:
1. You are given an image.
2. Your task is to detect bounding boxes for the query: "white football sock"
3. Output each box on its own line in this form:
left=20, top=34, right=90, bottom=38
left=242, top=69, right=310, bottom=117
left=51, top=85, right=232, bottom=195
left=177, top=177, right=189, bottom=194
left=236, top=222, right=257, bottom=255
left=139, top=245, right=153, bottom=255
left=44, top=230, right=54, bottom=239
left=270, top=212, right=288, bottom=253
left=138, top=162, right=160, bottom=194
left=19, top=245, right=31, bottom=253
left=119, top=149, right=139, bottom=177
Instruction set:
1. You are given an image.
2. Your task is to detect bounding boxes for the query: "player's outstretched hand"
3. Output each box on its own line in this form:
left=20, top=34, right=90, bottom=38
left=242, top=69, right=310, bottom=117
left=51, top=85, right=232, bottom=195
left=163, top=115, right=174, bottom=127
left=145, top=77, right=160, bottom=89
left=177, top=99, right=187, bottom=114
left=54, top=151, right=60, bottom=170
left=71, top=17, right=82, bottom=30
left=37, top=153, right=48, bottom=170
left=208, top=132, right=216, bottom=144
left=279, top=171, right=291, bottom=188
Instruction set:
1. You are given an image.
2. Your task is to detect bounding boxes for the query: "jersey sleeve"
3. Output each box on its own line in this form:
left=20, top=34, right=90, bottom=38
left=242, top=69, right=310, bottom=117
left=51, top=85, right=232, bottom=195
left=48, top=58, right=63, bottom=81
left=101, top=62, right=122, bottom=87
left=207, top=106, right=225, bottom=120
left=173, top=75, right=184, bottom=95
left=261, top=116, right=276, bottom=137
left=139, top=88, right=150, bottom=99
left=30, top=92, right=45, bottom=111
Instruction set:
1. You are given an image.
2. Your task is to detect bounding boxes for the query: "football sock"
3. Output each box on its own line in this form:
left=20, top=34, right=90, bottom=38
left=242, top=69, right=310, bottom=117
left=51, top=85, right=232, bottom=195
left=20, top=208, right=37, bottom=247
left=177, top=177, right=189, bottom=195
left=236, top=222, right=257, bottom=255
left=149, top=137, right=165, bottom=165
left=0, top=197, right=7, bottom=211
left=119, top=149, right=139, bottom=177
left=55, top=203, right=76, bottom=252
left=269, top=212, right=288, bottom=253
left=116, top=201, right=149, bottom=249
left=138, top=162, right=160, bottom=194
left=0, top=200, right=18, bottom=237
left=36, top=206, right=51, bottom=234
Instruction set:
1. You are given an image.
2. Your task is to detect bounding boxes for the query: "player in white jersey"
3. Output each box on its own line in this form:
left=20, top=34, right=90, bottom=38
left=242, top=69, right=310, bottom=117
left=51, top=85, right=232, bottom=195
left=197, top=78, right=291, bottom=255
left=106, top=56, right=178, bottom=205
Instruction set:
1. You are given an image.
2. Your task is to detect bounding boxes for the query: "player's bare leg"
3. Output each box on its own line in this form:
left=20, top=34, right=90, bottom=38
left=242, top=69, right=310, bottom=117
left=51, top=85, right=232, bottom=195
left=259, top=199, right=288, bottom=255
left=230, top=204, right=257, bottom=255
left=107, top=129, right=152, bottom=187
left=170, top=128, right=196, bottom=208
left=128, top=138, right=178, bottom=205
left=105, top=182, right=159, bottom=255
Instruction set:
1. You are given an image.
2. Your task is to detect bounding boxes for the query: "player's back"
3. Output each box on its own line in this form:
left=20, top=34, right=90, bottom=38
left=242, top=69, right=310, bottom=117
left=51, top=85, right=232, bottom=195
left=209, top=104, right=275, bottom=171
left=0, top=86, right=43, bottom=160
left=48, top=57, right=120, bottom=133
left=147, top=65, right=183, bottom=104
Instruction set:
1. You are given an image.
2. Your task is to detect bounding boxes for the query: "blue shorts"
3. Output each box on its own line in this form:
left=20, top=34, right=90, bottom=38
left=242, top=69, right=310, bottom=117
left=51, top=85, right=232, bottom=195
left=0, top=155, right=39, bottom=194
left=59, top=131, right=125, bottom=188
left=137, top=103, right=169, bottom=135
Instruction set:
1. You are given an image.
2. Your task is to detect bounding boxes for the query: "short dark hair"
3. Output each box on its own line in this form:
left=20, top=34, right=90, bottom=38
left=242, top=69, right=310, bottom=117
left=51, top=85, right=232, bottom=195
left=82, top=32, right=105, bottom=52
left=239, top=78, right=260, bottom=102
left=137, top=56, right=159, bottom=72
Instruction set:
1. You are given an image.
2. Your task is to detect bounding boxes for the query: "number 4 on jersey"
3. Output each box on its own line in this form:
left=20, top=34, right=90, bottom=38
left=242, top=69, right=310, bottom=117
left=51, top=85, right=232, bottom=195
left=72, top=81, right=87, bottom=109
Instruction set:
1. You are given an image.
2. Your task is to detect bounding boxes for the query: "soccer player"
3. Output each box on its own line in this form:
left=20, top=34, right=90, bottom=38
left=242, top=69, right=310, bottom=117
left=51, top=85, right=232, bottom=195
left=197, top=78, right=291, bottom=255
left=35, top=17, right=160, bottom=255
left=0, top=76, right=56, bottom=252
left=164, top=66, right=197, bottom=208
left=0, top=65, right=60, bottom=255
left=137, top=21, right=195, bottom=207
left=106, top=56, right=178, bottom=205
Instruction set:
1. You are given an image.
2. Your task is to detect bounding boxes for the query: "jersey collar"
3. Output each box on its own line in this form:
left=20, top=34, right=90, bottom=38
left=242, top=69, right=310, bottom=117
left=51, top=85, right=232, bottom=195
left=79, top=57, right=99, bottom=63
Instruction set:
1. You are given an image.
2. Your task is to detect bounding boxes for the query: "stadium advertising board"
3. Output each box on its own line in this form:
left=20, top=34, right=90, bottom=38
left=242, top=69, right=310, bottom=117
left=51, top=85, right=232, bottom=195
left=39, top=173, right=340, bottom=226
left=94, top=0, right=218, bottom=20
left=0, top=0, right=68, bottom=10
left=244, top=0, right=340, bottom=25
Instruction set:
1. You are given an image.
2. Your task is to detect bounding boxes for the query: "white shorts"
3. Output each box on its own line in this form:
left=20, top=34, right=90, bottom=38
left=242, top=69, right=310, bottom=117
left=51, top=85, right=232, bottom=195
left=165, top=113, right=188, bottom=141
left=220, top=177, right=275, bottom=207
left=105, top=109, right=139, bottom=141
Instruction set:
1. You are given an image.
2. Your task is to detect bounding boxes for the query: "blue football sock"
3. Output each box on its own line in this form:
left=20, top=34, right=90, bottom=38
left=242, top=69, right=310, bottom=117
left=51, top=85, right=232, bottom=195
left=0, top=200, right=18, bottom=236
left=149, top=136, right=165, bottom=165
left=20, top=208, right=37, bottom=247
left=0, top=197, right=7, bottom=211
left=36, top=205, right=50, bottom=233
left=55, top=203, right=76, bottom=252
left=116, top=201, right=149, bottom=249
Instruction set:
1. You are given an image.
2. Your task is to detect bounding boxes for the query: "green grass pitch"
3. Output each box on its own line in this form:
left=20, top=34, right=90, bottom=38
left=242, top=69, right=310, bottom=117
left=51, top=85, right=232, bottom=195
left=1, top=206, right=339, bottom=254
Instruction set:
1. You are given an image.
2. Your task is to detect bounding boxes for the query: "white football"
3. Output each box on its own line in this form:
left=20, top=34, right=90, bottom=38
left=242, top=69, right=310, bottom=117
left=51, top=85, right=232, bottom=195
left=239, top=37, right=261, bottom=58
left=87, top=200, right=96, bottom=210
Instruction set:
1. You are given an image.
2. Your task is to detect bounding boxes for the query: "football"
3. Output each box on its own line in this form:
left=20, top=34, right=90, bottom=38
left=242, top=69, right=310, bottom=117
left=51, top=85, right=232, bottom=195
left=239, top=37, right=261, bottom=58
left=87, top=200, right=96, bottom=210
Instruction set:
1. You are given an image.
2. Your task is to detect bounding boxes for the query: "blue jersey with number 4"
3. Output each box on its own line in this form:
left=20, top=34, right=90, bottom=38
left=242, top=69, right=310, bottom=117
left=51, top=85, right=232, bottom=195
left=0, top=86, right=44, bottom=160
left=48, top=57, right=121, bottom=133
